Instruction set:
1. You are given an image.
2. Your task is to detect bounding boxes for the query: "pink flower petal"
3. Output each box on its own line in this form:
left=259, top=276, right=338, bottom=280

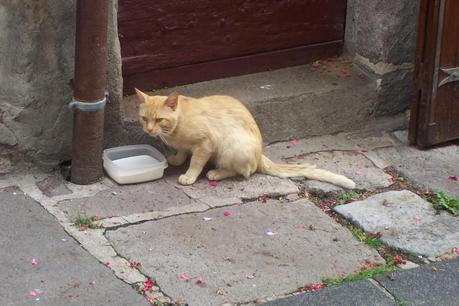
left=259, top=195, right=269, bottom=203
left=223, top=211, right=232, bottom=217
left=130, top=261, right=141, bottom=269
left=79, top=226, right=88, bottom=232
left=453, top=247, right=459, bottom=255
left=360, top=148, right=369, bottom=153
left=143, top=279, right=153, bottom=291
left=297, top=155, right=305, bottom=160
left=310, top=284, right=323, bottom=291
left=392, top=256, right=407, bottom=265
left=31, top=258, right=38, bottom=266
left=291, top=138, right=298, bottom=146
left=297, top=224, right=305, bottom=229
left=179, top=274, right=189, bottom=282
left=202, top=217, right=212, bottom=221
left=195, top=278, right=204, bottom=285
left=28, top=290, right=38, bottom=297
left=449, top=176, right=458, bottom=181
left=209, top=181, right=218, bottom=187
left=354, top=170, right=362, bottom=177
left=104, top=261, right=110, bottom=267
left=412, top=216, right=422, bottom=222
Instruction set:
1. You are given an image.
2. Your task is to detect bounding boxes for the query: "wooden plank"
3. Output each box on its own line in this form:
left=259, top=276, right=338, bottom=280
left=118, top=0, right=346, bottom=77
left=123, top=40, right=342, bottom=95
left=434, top=0, right=459, bottom=143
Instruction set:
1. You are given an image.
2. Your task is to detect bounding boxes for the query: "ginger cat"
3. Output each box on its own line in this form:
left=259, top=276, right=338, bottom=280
left=136, top=89, right=356, bottom=189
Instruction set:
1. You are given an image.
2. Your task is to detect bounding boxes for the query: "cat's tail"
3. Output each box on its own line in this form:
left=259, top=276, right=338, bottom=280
left=258, top=155, right=356, bottom=189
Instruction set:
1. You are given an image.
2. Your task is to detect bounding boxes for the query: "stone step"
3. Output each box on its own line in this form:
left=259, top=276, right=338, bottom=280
left=121, top=57, right=393, bottom=144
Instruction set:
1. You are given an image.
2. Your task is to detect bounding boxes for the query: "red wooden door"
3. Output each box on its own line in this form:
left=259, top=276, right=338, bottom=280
left=118, top=0, right=347, bottom=95
left=409, top=0, right=459, bottom=146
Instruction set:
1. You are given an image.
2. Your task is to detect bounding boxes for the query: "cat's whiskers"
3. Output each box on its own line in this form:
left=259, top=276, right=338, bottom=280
left=158, top=133, right=169, bottom=145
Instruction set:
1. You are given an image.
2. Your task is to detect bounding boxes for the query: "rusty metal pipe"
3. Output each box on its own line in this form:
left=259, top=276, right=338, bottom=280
left=70, top=0, right=108, bottom=184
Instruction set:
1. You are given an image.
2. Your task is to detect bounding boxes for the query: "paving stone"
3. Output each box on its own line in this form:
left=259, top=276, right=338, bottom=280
left=369, top=143, right=459, bottom=198
left=375, top=259, right=459, bottom=306
left=297, top=151, right=393, bottom=191
left=262, top=280, right=395, bottom=306
left=59, top=179, right=197, bottom=219
left=121, top=201, right=209, bottom=224
left=36, top=174, right=72, bottom=197
left=264, top=131, right=395, bottom=163
left=303, top=180, right=343, bottom=197
left=165, top=167, right=298, bottom=203
left=398, top=260, right=419, bottom=270
left=106, top=199, right=384, bottom=306
left=334, top=190, right=459, bottom=257
left=0, top=186, right=147, bottom=305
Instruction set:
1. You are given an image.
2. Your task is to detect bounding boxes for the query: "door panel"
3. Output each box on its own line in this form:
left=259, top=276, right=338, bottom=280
left=410, top=0, right=459, bottom=146
left=118, top=0, right=347, bottom=94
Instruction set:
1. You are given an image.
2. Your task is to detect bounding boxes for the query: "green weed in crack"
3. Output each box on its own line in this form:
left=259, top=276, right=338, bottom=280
left=73, top=211, right=98, bottom=229
left=427, top=190, right=459, bottom=216
left=349, top=226, right=383, bottom=250
left=337, top=191, right=364, bottom=205
left=322, top=264, right=396, bottom=286
left=395, top=298, right=408, bottom=306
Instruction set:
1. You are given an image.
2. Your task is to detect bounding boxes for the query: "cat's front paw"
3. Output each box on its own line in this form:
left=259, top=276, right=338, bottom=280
left=178, top=174, right=197, bottom=185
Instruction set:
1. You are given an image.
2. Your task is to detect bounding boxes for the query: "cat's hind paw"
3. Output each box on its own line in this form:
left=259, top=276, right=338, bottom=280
left=178, top=174, right=197, bottom=185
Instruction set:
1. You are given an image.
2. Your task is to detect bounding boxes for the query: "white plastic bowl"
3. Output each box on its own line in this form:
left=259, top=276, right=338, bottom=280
left=103, top=145, right=168, bottom=184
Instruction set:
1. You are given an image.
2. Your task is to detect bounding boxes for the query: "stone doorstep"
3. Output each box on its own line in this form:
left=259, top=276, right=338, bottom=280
left=121, top=60, right=384, bottom=144
left=105, top=199, right=384, bottom=306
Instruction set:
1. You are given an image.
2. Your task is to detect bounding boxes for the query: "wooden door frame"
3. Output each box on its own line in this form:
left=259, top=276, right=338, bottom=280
left=409, top=0, right=442, bottom=146
left=409, top=0, right=459, bottom=147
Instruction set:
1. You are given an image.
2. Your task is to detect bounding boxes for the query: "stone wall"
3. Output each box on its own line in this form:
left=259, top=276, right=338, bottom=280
left=0, top=0, right=144, bottom=172
left=0, top=1, right=75, bottom=169
left=345, top=0, right=420, bottom=116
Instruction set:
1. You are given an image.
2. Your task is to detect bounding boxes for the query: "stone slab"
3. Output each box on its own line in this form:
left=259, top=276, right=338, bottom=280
left=302, top=181, right=343, bottom=198
left=264, top=131, right=395, bottom=163
left=106, top=199, right=384, bottom=306
left=368, top=139, right=459, bottom=198
left=375, top=259, right=459, bottom=306
left=263, top=280, right=395, bottom=306
left=59, top=179, right=197, bottom=219
left=334, top=190, right=459, bottom=257
left=36, top=175, right=72, bottom=198
left=165, top=167, right=298, bottom=204
left=298, top=151, right=393, bottom=191
left=0, top=186, right=147, bottom=306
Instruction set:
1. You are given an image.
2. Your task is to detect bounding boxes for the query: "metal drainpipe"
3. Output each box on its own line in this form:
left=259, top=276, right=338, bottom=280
left=69, top=0, right=108, bottom=185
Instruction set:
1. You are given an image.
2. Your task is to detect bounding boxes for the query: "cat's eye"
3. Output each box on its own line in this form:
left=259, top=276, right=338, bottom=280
left=156, top=118, right=164, bottom=123
left=141, top=116, right=148, bottom=122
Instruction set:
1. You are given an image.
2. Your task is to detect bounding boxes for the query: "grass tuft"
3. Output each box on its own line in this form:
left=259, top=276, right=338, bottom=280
left=338, top=191, right=364, bottom=205
left=73, top=211, right=98, bottom=229
left=323, top=265, right=396, bottom=286
left=349, top=227, right=382, bottom=250
left=395, top=298, right=408, bottom=306
left=429, top=190, right=459, bottom=216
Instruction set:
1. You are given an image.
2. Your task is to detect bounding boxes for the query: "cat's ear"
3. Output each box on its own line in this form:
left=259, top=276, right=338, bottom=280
left=165, top=92, right=179, bottom=111
left=135, top=88, right=149, bottom=103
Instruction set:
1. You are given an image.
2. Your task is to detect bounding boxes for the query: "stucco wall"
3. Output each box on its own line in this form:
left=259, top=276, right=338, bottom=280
left=0, top=1, right=75, bottom=167
left=345, top=0, right=420, bottom=116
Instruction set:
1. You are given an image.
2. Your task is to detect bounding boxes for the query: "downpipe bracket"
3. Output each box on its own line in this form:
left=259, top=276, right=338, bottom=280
left=69, top=92, right=108, bottom=112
